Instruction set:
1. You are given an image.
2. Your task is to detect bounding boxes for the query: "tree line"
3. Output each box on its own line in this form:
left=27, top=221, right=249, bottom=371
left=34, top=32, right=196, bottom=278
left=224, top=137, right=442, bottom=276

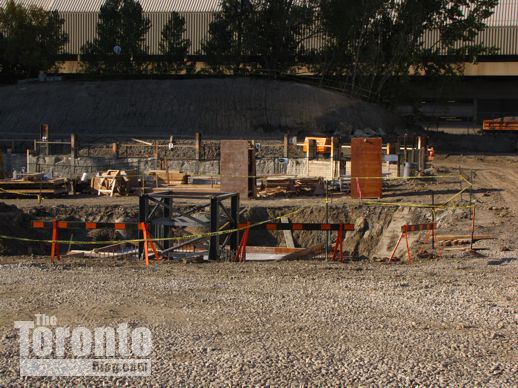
left=0, top=0, right=498, bottom=99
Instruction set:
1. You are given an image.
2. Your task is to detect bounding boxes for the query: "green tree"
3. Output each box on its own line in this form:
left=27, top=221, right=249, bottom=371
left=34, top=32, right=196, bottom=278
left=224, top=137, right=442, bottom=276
left=318, top=0, right=498, bottom=100
left=246, top=0, right=318, bottom=72
left=0, top=0, right=68, bottom=76
left=203, top=0, right=317, bottom=73
left=81, top=0, right=151, bottom=73
left=202, top=0, right=253, bottom=73
left=157, top=12, right=191, bottom=73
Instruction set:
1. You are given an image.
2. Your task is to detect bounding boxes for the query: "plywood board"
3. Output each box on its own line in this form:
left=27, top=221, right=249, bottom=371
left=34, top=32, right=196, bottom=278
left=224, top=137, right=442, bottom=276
left=220, top=140, right=253, bottom=198
left=351, top=137, right=382, bottom=199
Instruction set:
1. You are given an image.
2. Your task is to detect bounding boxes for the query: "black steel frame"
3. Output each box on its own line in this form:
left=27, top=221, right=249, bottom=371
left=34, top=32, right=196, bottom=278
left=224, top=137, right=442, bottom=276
left=139, top=191, right=240, bottom=260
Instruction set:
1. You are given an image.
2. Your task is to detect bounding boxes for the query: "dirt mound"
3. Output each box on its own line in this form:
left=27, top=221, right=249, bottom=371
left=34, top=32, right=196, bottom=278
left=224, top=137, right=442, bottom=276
left=242, top=204, right=431, bottom=260
left=0, top=202, right=37, bottom=255
left=0, top=78, right=399, bottom=138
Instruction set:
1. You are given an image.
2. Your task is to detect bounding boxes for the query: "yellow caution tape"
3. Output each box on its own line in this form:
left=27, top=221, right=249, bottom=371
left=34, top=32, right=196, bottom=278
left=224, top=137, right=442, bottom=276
left=0, top=207, right=305, bottom=246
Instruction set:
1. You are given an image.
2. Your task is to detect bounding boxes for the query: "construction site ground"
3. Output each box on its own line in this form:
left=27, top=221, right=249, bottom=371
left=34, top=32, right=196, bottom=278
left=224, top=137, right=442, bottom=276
left=0, top=154, right=516, bottom=385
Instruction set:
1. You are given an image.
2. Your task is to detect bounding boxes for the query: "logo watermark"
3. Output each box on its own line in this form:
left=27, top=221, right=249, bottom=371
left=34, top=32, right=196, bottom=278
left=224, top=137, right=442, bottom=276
left=14, top=314, right=152, bottom=377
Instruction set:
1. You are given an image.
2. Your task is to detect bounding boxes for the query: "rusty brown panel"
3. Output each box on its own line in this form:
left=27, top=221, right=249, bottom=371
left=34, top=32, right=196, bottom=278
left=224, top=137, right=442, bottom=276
left=351, top=137, right=382, bottom=199
left=220, top=140, right=250, bottom=198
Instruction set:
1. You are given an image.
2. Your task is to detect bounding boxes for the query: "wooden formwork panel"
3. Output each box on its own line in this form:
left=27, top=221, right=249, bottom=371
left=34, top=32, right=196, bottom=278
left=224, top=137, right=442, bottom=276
left=220, top=140, right=255, bottom=198
left=351, top=137, right=382, bottom=199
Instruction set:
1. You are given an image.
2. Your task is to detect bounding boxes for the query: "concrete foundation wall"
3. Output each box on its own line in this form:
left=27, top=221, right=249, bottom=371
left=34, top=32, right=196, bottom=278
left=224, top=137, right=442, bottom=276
left=22, top=154, right=309, bottom=179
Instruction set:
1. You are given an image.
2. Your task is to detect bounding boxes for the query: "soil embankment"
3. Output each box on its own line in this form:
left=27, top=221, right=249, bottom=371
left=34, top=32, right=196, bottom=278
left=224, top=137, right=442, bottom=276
left=0, top=78, right=398, bottom=138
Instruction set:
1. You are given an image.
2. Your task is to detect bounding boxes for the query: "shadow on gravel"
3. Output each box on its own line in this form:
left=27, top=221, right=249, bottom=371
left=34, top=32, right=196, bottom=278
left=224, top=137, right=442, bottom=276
left=487, top=257, right=515, bottom=266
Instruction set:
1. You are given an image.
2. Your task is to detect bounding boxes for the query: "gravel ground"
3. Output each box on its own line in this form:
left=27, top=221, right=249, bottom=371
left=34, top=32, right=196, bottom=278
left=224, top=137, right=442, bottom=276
left=0, top=256, right=516, bottom=386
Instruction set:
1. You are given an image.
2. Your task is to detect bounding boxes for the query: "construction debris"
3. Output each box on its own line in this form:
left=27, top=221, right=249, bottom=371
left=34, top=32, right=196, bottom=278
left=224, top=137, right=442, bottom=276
left=257, top=177, right=325, bottom=198
left=0, top=176, right=69, bottom=197
left=91, top=170, right=138, bottom=196
left=148, top=170, right=190, bottom=186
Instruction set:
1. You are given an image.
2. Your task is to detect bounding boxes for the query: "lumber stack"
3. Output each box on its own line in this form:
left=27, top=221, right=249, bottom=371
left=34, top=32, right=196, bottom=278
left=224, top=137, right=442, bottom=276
left=91, top=170, right=138, bottom=196
left=257, top=177, right=325, bottom=198
left=148, top=170, right=190, bottom=186
left=0, top=176, right=68, bottom=197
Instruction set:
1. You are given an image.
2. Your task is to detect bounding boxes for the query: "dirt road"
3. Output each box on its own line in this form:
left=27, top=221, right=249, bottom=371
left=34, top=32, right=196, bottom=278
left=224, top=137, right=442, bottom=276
left=436, top=155, right=518, bottom=214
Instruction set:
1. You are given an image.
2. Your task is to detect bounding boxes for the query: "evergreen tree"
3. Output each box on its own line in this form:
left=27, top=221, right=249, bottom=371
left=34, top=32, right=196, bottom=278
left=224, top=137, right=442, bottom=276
left=81, top=0, right=151, bottom=73
left=158, top=12, right=191, bottom=74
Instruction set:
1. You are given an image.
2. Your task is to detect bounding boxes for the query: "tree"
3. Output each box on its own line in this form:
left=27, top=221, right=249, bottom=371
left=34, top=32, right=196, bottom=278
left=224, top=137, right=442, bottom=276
left=246, top=0, right=318, bottom=72
left=81, top=0, right=151, bottom=73
left=0, top=0, right=68, bottom=76
left=318, top=0, right=498, bottom=100
left=202, top=0, right=253, bottom=73
left=203, top=0, right=317, bottom=74
left=157, top=12, right=191, bottom=74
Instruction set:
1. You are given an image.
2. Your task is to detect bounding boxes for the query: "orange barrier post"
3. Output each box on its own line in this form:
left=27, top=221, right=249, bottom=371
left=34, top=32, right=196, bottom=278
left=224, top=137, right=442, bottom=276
left=236, top=222, right=251, bottom=262
left=140, top=223, right=161, bottom=267
left=50, top=219, right=61, bottom=263
left=404, top=227, right=412, bottom=263
left=389, top=232, right=403, bottom=263
left=389, top=226, right=412, bottom=264
left=331, top=224, right=344, bottom=262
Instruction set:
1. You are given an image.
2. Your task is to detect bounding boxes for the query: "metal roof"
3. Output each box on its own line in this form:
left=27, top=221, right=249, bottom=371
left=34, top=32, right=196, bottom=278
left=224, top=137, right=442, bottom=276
left=0, top=0, right=516, bottom=26
left=0, top=0, right=222, bottom=12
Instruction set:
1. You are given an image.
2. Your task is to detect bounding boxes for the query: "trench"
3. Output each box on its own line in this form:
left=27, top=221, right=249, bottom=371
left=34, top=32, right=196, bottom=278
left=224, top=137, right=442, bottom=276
left=1, top=201, right=440, bottom=261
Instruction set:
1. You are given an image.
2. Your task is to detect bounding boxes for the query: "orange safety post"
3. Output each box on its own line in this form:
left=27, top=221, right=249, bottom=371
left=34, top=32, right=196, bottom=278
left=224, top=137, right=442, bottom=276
left=389, top=225, right=412, bottom=264
left=236, top=222, right=251, bottom=262
left=50, top=219, right=61, bottom=263
left=404, top=227, right=412, bottom=263
left=389, top=232, right=404, bottom=263
left=140, top=222, right=161, bottom=267
left=331, top=224, right=344, bottom=262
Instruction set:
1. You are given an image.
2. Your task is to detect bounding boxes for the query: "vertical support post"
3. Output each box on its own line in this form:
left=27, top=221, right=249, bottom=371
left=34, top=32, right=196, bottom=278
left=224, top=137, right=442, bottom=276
left=209, top=195, right=219, bottom=260
left=308, top=139, right=317, bottom=160
left=26, top=149, right=31, bottom=174
left=389, top=232, right=404, bottom=263
left=230, top=194, right=240, bottom=252
left=396, top=140, right=401, bottom=177
left=112, top=143, right=119, bottom=158
left=138, top=194, right=147, bottom=260
left=195, top=132, right=202, bottom=161
left=50, top=219, right=60, bottom=263
left=403, top=133, right=408, bottom=164
left=470, top=206, right=476, bottom=251
left=459, top=167, right=463, bottom=201
left=283, top=133, right=289, bottom=158
left=163, top=195, right=172, bottom=252
left=153, top=141, right=159, bottom=170
left=404, top=229, right=412, bottom=263
left=325, top=183, right=329, bottom=261
left=70, top=134, right=77, bottom=159
left=470, top=169, right=475, bottom=251
left=431, top=190, right=435, bottom=256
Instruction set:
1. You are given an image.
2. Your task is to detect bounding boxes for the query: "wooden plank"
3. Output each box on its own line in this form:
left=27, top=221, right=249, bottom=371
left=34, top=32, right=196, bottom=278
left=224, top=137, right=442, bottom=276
left=220, top=140, right=251, bottom=198
left=351, top=137, right=382, bottom=199
left=276, top=243, right=325, bottom=261
left=281, top=216, right=295, bottom=248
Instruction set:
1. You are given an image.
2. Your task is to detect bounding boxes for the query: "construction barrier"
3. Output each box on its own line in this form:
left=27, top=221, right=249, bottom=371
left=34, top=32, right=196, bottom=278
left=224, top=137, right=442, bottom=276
left=389, top=223, right=438, bottom=264
left=236, top=222, right=354, bottom=263
left=32, top=220, right=159, bottom=266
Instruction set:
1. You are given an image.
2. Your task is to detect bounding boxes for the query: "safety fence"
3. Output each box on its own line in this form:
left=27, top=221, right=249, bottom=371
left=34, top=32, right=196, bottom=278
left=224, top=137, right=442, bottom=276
left=235, top=222, right=355, bottom=263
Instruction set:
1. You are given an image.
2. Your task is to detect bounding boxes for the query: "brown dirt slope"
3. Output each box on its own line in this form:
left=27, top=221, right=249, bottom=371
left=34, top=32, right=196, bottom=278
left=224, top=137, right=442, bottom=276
left=0, top=78, right=399, bottom=138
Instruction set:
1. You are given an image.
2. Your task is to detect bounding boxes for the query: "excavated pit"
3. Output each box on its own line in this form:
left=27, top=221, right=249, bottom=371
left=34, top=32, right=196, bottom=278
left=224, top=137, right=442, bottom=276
left=0, top=201, right=456, bottom=261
